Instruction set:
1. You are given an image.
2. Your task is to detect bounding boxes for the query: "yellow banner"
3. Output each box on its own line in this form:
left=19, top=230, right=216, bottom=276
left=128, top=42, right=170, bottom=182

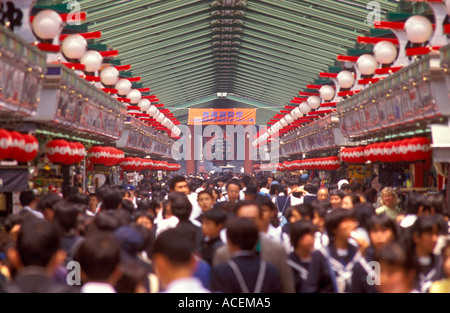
left=188, top=108, right=256, bottom=125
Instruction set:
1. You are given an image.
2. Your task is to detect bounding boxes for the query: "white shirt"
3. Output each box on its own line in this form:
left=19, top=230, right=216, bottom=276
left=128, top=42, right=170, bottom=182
left=81, top=282, right=116, bottom=293
left=164, top=277, right=210, bottom=293
left=260, top=188, right=270, bottom=195
left=156, top=216, right=179, bottom=237
left=290, top=195, right=303, bottom=206
left=263, top=224, right=292, bottom=253
left=22, top=206, right=44, bottom=219
left=188, top=192, right=202, bottom=221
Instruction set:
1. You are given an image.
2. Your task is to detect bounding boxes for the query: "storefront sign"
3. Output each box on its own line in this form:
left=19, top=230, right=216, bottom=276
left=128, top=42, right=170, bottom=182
left=188, top=109, right=256, bottom=125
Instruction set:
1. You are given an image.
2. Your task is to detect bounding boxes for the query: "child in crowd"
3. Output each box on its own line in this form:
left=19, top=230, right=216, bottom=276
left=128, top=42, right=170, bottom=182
left=200, top=208, right=227, bottom=265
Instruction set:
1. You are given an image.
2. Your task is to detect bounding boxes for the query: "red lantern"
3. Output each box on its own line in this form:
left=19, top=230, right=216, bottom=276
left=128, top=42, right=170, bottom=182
left=353, top=146, right=366, bottom=164
left=121, top=157, right=135, bottom=171
left=398, top=139, right=411, bottom=162
left=16, top=134, right=39, bottom=163
left=60, top=142, right=76, bottom=165
left=72, top=142, right=86, bottom=164
left=9, top=131, right=25, bottom=160
left=102, top=147, right=115, bottom=166
left=0, top=129, right=12, bottom=160
left=88, top=147, right=105, bottom=164
left=377, top=143, right=387, bottom=163
left=46, top=140, right=71, bottom=164
left=407, top=137, right=432, bottom=161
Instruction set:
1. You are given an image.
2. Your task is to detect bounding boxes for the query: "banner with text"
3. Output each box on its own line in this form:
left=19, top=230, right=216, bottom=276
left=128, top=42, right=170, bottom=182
left=188, top=108, right=256, bottom=125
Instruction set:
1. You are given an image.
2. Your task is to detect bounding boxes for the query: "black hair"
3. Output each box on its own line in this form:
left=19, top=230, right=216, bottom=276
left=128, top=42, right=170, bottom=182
left=343, top=193, right=361, bottom=207
left=63, top=186, right=80, bottom=200
left=17, top=219, right=60, bottom=267
left=74, top=234, right=121, bottom=281
left=411, top=216, right=440, bottom=238
left=134, top=210, right=154, bottom=224
left=68, top=193, right=89, bottom=206
left=168, top=192, right=192, bottom=222
left=363, top=188, right=378, bottom=204
left=291, top=204, right=315, bottom=220
left=374, top=242, right=420, bottom=277
left=304, top=184, right=318, bottom=195
left=235, top=200, right=262, bottom=218
left=367, top=214, right=399, bottom=241
left=202, top=208, right=227, bottom=225
left=340, top=183, right=351, bottom=191
left=226, top=180, right=241, bottom=191
left=350, top=183, right=362, bottom=194
left=289, top=220, right=317, bottom=249
left=121, top=199, right=135, bottom=214
left=3, top=213, right=35, bottom=233
left=19, top=191, right=36, bottom=207
left=242, top=175, right=252, bottom=188
left=403, top=192, right=425, bottom=215
left=226, top=218, right=259, bottom=251
left=101, top=187, right=124, bottom=211
left=115, top=257, right=149, bottom=293
left=354, top=203, right=376, bottom=231
left=90, top=212, right=120, bottom=234
left=258, top=177, right=268, bottom=189
left=54, top=201, right=81, bottom=236
left=152, top=228, right=193, bottom=266
left=37, top=193, right=64, bottom=212
left=426, top=194, right=448, bottom=216
left=169, top=176, right=187, bottom=191
left=311, top=201, right=330, bottom=218
left=197, top=190, right=213, bottom=200
left=329, top=189, right=346, bottom=199
left=325, top=208, right=356, bottom=242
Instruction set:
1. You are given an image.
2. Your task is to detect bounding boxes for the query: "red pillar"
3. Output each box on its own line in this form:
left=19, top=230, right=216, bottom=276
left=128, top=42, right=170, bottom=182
left=244, top=134, right=253, bottom=174
left=186, top=125, right=196, bottom=176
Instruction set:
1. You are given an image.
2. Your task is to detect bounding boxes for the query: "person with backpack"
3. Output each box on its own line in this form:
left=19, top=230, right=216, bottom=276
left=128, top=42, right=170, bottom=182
left=211, top=218, right=282, bottom=293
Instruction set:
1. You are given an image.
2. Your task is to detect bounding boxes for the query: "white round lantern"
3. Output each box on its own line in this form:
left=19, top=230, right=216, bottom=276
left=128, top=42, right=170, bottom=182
left=319, top=86, right=335, bottom=101
left=80, top=50, right=103, bottom=73
left=32, top=10, right=63, bottom=40
left=100, top=67, right=120, bottom=86
left=357, top=54, right=378, bottom=76
left=299, top=102, right=311, bottom=115
left=337, top=71, right=355, bottom=89
left=307, top=96, right=321, bottom=110
left=252, top=140, right=258, bottom=147
left=267, top=129, right=273, bottom=136
left=138, top=99, right=151, bottom=112
left=61, top=34, right=87, bottom=60
left=162, top=118, right=170, bottom=128
left=285, top=114, right=294, bottom=124
left=147, top=105, right=158, bottom=117
left=126, top=89, right=142, bottom=104
left=280, top=118, right=288, bottom=127
left=115, top=79, right=132, bottom=96
left=291, top=107, right=302, bottom=119
left=156, top=113, right=165, bottom=123
left=405, top=15, right=433, bottom=44
left=373, top=41, right=398, bottom=64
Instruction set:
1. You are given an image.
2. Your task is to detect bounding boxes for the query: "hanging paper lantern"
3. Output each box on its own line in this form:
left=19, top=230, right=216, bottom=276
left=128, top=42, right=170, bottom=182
left=81, top=50, right=103, bottom=73
left=16, top=135, right=39, bottom=163
left=307, top=96, right=321, bottom=110
left=126, top=89, right=142, bottom=105
left=337, top=71, right=355, bottom=89
left=120, top=157, right=135, bottom=171
left=0, top=129, right=12, bottom=160
left=373, top=41, right=398, bottom=65
left=59, top=142, right=76, bottom=165
left=357, top=54, right=378, bottom=76
left=88, top=146, right=106, bottom=164
left=285, top=114, right=294, bottom=124
left=9, top=132, right=25, bottom=160
left=61, top=34, right=87, bottom=60
left=46, top=140, right=71, bottom=164
left=299, top=102, right=311, bottom=115
left=320, top=86, right=335, bottom=101
left=354, top=146, right=367, bottom=164
left=72, top=142, right=86, bottom=164
left=138, top=99, right=151, bottom=112
left=32, top=10, right=63, bottom=40
left=404, top=15, right=433, bottom=44
left=292, top=107, right=302, bottom=119
left=100, top=67, right=120, bottom=86
left=402, top=137, right=431, bottom=162
left=115, top=79, right=132, bottom=96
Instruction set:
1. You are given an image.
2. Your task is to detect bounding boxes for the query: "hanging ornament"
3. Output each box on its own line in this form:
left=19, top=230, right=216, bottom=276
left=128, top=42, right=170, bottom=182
left=100, top=67, right=120, bottom=86
left=61, top=34, right=87, bottom=60
left=32, top=10, right=63, bottom=41
left=357, top=54, right=378, bottom=76
left=81, top=50, right=103, bottom=73
left=319, top=86, right=335, bottom=101
left=307, top=96, right=321, bottom=110
left=404, top=15, right=433, bottom=44
left=373, top=41, right=398, bottom=65
left=337, top=71, right=355, bottom=89
left=115, top=79, right=132, bottom=96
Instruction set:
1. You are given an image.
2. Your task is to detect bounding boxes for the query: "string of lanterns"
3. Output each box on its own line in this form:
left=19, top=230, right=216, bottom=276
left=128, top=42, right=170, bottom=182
left=120, top=157, right=180, bottom=172
left=256, top=5, right=449, bottom=145
left=0, top=129, right=39, bottom=163
left=30, top=9, right=181, bottom=138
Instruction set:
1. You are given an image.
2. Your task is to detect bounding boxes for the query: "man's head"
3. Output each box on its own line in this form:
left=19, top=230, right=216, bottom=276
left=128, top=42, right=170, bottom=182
left=16, top=218, right=63, bottom=271
left=412, top=216, right=440, bottom=256
left=287, top=204, right=314, bottom=224
left=226, top=218, right=259, bottom=253
left=329, top=189, right=345, bottom=209
left=197, top=190, right=214, bottom=213
left=226, top=180, right=241, bottom=203
left=37, top=193, right=63, bottom=222
left=244, top=184, right=258, bottom=201
left=74, top=234, right=121, bottom=284
left=152, top=228, right=196, bottom=287
left=317, top=188, right=329, bottom=202
left=169, top=176, right=189, bottom=195
left=235, top=201, right=262, bottom=231
left=101, top=187, right=124, bottom=211
left=19, top=191, right=37, bottom=209
left=168, top=192, right=192, bottom=222
left=88, top=193, right=99, bottom=213
left=201, top=208, right=227, bottom=239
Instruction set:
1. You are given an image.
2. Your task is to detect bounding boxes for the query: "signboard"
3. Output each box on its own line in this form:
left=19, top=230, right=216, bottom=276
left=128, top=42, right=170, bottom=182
left=188, top=108, right=256, bottom=125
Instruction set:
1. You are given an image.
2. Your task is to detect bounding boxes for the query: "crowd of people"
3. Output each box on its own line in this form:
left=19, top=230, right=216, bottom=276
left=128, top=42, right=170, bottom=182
left=0, top=172, right=449, bottom=293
